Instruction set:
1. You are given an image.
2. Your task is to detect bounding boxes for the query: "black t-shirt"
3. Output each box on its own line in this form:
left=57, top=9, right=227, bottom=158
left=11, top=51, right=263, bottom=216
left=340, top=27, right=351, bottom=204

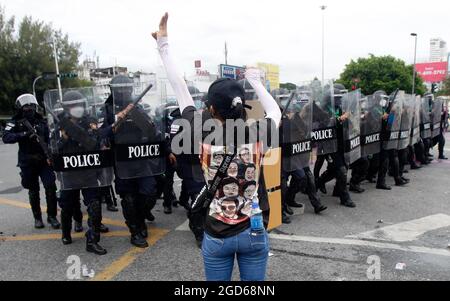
left=181, top=106, right=275, bottom=239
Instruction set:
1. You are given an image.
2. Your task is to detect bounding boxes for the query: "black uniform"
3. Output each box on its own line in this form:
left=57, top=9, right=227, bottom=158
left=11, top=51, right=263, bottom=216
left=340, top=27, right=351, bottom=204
left=2, top=113, right=59, bottom=226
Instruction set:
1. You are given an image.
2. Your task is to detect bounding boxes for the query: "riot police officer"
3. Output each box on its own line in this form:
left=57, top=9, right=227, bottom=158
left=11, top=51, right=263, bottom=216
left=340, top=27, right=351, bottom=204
left=106, top=75, right=164, bottom=249
left=49, top=90, right=112, bottom=255
left=2, top=94, right=60, bottom=230
left=317, top=85, right=356, bottom=208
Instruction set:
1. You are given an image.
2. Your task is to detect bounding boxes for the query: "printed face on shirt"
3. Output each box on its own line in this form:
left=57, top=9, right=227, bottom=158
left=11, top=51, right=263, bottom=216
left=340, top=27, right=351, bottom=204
left=223, top=182, right=239, bottom=199
left=244, top=184, right=256, bottom=200
left=227, top=161, right=239, bottom=178
left=212, top=151, right=225, bottom=166
left=244, top=166, right=256, bottom=182
left=208, top=167, right=218, bottom=181
left=239, top=148, right=252, bottom=164
left=220, top=199, right=239, bottom=220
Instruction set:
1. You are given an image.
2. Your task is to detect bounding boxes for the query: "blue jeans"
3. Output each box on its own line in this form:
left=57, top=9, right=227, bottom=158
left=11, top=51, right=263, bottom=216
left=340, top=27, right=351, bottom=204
left=202, top=228, right=270, bottom=281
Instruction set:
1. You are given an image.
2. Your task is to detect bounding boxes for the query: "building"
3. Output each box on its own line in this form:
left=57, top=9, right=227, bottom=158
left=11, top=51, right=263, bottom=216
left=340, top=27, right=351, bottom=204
left=430, top=38, right=448, bottom=62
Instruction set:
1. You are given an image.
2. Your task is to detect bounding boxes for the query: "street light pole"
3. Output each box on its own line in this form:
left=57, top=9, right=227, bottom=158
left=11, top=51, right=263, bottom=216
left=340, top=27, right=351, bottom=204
left=320, top=5, right=327, bottom=86
left=33, top=75, right=43, bottom=98
left=52, top=36, right=63, bottom=102
left=411, top=33, right=418, bottom=95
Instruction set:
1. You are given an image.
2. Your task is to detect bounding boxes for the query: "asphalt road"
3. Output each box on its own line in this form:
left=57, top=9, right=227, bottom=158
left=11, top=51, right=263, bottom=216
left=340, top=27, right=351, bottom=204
left=1, top=135, right=450, bottom=281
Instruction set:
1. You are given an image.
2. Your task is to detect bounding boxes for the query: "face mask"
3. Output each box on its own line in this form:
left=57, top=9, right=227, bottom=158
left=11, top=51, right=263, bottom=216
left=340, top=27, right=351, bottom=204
left=70, top=107, right=85, bottom=119
left=380, top=99, right=388, bottom=108
left=23, top=109, right=36, bottom=119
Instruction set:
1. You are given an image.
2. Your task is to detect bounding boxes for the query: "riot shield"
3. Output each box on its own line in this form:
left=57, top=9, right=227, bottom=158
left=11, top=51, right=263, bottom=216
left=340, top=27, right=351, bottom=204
left=360, top=95, right=383, bottom=157
left=410, top=95, right=422, bottom=145
left=382, top=91, right=403, bottom=150
left=420, top=97, right=432, bottom=139
left=431, top=98, right=443, bottom=138
left=398, top=94, right=415, bottom=150
left=312, top=82, right=338, bottom=155
left=112, top=81, right=166, bottom=180
left=342, top=90, right=362, bottom=165
left=44, top=87, right=114, bottom=190
left=280, top=89, right=313, bottom=171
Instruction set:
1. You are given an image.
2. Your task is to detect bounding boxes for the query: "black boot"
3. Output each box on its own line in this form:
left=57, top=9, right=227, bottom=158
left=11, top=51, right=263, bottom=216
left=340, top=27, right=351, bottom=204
left=376, top=183, right=392, bottom=190
left=395, top=178, right=408, bottom=186
left=315, top=205, right=328, bottom=214
left=29, top=190, right=45, bottom=229
left=341, top=199, right=356, bottom=208
left=61, top=210, right=73, bottom=245
left=349, top=183, right=365, bottom=193
left=85, top=232, right=107, bottom=255
left=45, top=185, right=59, bottom=229
left=100, top=223, right=109, bottom=233
left=282, top=212, right=292, bottom=224
left=122, top=195, right=149, bottom=248
left=86, top=200, right=107, bottom=256
left=74, top=221, right=84, bottom=233
left=283, top=204, right=294, bottom=216
left=47, top=216, right=61, bottom=230
left=316, top=178, right=327, bottom=194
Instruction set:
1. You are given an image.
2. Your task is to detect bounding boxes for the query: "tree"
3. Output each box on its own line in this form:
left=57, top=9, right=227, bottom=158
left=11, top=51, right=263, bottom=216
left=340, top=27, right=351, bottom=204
left=280, top=83, right=297, bottom=91
left=0, top=7, right=91, bottom=115
left=437, top=77, right=450, bottom=96
left=337, top=54, right=426, bottom=96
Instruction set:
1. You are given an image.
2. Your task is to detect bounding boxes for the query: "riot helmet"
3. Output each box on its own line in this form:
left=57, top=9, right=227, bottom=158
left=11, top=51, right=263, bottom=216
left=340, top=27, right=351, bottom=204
left=110, top=75, right=134, bottom=106
left=62, top=91, right=88, bottom=119
left=16, top=94, right=39, bottom=119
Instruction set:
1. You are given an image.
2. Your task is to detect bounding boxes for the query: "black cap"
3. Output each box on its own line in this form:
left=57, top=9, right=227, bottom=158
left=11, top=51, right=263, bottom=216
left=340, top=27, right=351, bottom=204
left=208, top=78, right=246, bottom=113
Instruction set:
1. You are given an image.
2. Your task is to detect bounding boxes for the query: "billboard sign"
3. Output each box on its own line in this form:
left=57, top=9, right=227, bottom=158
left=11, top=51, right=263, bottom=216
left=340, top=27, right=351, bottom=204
left=416, top=62, right=448, bottom=83
left=219, top=64, right=246, bottom=80
left=257, top=63, right=280, bottom=91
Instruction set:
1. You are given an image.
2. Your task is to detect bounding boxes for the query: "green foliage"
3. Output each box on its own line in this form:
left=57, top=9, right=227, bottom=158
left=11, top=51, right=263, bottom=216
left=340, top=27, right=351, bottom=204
left=338, top=54, right=427, bottom=96
left=437, top=77, right=450, bottom=96
left=0, top=7, right=91, bottom=115
left=280, top=82, right=297, bottom=91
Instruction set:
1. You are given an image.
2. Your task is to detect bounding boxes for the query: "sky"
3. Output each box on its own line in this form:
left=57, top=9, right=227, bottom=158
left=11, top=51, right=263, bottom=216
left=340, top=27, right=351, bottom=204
left=1, top=0, right=449, bottom=84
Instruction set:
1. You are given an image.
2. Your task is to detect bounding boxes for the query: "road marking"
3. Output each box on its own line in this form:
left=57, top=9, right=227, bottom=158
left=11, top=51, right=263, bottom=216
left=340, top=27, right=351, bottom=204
left=347, top=214, right=450, bottom=242
left=1, top=231, right=131, bottom=242
left=270, top=234, right=450, bottom=258
left=0, top=197, right=31, bottom=209
left=92, top=228, right=170, bottom=281
left=176, top=220, right=190, bottom=231
left=0, top=197, right=127, bottom=228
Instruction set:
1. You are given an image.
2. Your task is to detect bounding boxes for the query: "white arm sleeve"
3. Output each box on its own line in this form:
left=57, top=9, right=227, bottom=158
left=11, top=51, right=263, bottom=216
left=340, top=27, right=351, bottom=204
left=157, top=37, right=194, bottom=113
left=246, top=69, right=282, bottom=128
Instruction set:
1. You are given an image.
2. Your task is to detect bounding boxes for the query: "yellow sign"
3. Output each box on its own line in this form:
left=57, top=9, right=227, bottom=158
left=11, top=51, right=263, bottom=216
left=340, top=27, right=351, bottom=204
left=257, top=63, right=280, bottom=91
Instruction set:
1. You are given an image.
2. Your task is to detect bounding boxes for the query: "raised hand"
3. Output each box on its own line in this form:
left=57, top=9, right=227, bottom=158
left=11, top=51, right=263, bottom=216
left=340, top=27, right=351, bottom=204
left=152, top=12, right=169, bottom=41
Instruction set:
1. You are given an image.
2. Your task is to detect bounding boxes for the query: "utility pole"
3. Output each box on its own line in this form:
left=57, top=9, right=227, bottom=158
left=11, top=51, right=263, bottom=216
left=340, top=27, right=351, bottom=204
left=225, top=42, right=228, bottom=65
left=320, top=5, right=327, bottom=87
left=411, top=33, right=418, bottom=95
left=52, top=36, right=63, bottom=102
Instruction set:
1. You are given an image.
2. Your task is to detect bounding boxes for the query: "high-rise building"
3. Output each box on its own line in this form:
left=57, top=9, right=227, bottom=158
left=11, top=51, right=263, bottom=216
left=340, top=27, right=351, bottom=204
left=430, top=38, right=448, bottom=62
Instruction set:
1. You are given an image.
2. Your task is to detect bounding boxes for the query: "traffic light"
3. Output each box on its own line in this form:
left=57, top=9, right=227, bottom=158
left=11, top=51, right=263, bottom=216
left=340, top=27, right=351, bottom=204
left=431, top=83, right=437, bottom=94
left=59, top=73, right=78, bottom=79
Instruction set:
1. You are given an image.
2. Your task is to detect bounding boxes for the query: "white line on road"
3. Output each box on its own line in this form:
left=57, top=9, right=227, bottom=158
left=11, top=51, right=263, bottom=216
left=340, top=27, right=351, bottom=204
left=270, top=234, right=450, bottom=258
left=347, top=214, right=450, bottom=242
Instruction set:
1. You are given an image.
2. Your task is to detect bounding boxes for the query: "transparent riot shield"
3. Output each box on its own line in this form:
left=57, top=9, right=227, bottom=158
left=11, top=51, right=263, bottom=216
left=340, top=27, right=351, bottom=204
left=280, top=89, right=313, bottom=172
left=312, top=82, right=337, bottom=156
left=43, top=87, right=114, bottom=191
left=360, top=95, right=383, bottom=157
left=431, top=98, right=443, bottom=138
left=382, top=91, right=403, bottom=150
left=398, top=94, right=415, bottom=150
left=420, top=97, right=432, bottom=139
left=112, top=81, right=166, bottom=180
left=410, top=95, right=422, bottom=145
left=342, top=90, right=362, bottom=165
